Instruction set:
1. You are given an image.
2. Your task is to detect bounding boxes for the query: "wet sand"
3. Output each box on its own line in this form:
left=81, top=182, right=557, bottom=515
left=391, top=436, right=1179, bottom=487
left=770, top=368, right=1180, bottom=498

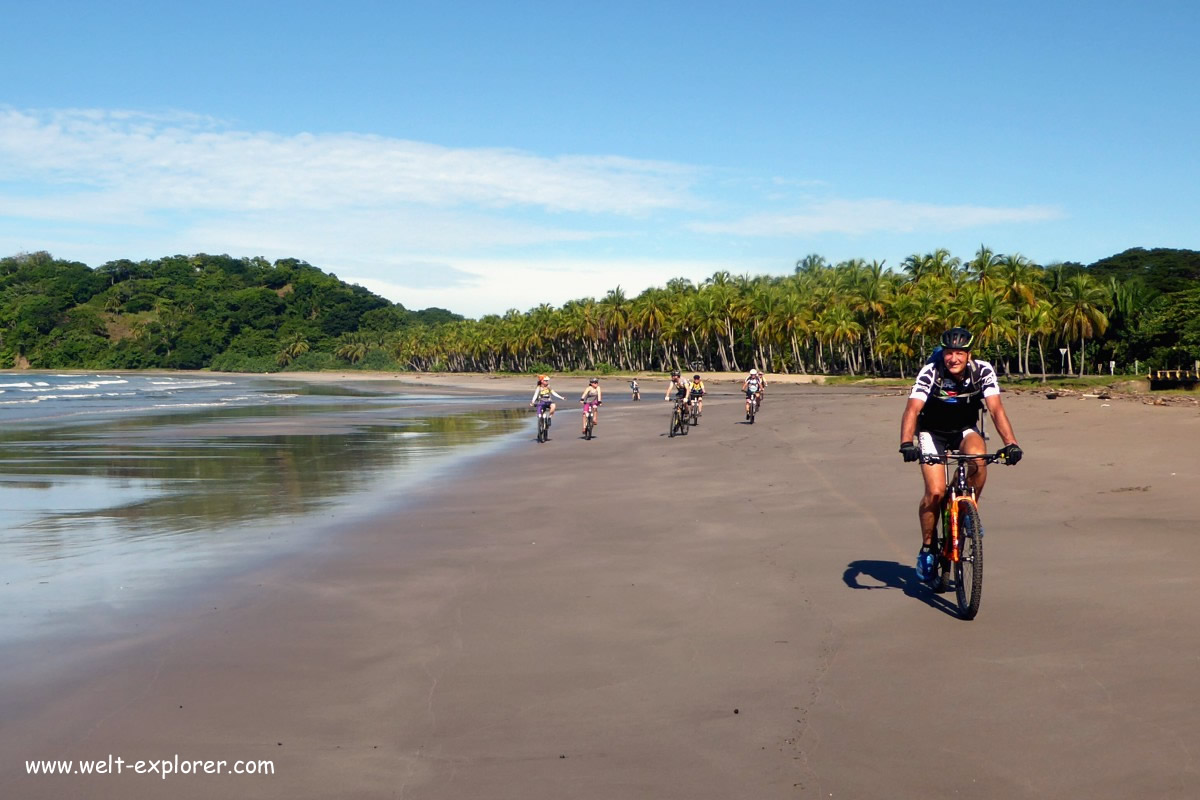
left=3, top=378, right=1199, bottom=799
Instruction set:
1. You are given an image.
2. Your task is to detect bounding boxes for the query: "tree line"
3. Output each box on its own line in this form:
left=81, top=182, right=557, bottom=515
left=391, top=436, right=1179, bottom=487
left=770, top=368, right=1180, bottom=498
left=2, top=247, right=1197, bottom=377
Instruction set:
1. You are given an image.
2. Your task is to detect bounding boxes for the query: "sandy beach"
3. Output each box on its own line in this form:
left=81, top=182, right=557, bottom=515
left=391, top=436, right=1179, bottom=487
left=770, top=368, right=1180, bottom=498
left=3, top=376, right=1199, bottom=799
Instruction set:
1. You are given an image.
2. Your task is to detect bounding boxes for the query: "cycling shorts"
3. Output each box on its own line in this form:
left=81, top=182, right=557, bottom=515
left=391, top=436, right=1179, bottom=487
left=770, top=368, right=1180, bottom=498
left=918, top=427, right=983, bottom=458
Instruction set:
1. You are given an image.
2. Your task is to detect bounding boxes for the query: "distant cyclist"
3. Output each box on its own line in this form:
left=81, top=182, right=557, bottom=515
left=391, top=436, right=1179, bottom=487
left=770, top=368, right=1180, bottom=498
left=580, top=377, right=603, bottom=435
left=742, top=368, right=764, bottom=418
left=629, top=378, right=640, bottom=401
left=688, top=374, right=706, bottom=417
left=899, top=327, right=1023, bottom=581
left=529, top=374, right=564, bottom=425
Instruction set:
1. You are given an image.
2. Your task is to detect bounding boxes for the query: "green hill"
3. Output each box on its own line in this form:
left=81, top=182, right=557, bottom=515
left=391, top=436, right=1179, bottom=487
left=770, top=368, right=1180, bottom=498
left=0, top=251, right=459, bottom=371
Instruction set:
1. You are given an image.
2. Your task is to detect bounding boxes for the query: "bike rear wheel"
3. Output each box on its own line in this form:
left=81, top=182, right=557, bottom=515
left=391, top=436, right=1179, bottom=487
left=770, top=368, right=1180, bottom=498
left=954, top=502, right=984, bottom=619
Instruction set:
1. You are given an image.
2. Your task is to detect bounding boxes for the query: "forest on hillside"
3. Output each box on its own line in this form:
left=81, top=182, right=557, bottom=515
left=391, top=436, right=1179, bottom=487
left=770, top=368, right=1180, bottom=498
left=1, top=247, right=1198, bottom=377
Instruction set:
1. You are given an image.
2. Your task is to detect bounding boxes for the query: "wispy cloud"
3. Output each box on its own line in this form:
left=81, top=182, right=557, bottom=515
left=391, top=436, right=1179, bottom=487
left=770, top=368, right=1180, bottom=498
left=0, top=108, right=699, bottom=218
left=0, top=107, right=1074, bottom=316
left=688, top=198, right=1064, bottom=237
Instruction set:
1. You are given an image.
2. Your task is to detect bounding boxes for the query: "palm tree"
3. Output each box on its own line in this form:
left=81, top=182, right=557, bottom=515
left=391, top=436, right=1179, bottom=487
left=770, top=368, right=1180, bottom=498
left=599, top=286, right=632, bottom=369
left=968, top=288, right=1016, bottom=367
left=1018, top=300, right=1054, bottom=381
left=794, top=253, right=828, bottom=277
left=276, top=332, right=310, bottom=367
left=631, top=288, right=671, bottom=369
left=876, top=321, right=915, bottom=377
left=1055, top=274, right=1109, bottom=376
left=997, top=253, right=1041, bottom=373
left=817, top=305, right=864, bottom=374
left=334, top=332, right=370, bottom=364
left=968, top=244, right=1004, bottom=290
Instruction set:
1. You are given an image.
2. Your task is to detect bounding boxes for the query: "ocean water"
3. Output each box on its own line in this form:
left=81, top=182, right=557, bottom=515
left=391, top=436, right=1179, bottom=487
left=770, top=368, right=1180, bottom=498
left=0, top=372, right=527, bottom=643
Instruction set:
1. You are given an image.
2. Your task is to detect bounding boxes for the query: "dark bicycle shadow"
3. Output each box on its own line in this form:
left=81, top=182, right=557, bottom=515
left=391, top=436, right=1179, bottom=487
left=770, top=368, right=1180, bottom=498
left=842, top=559, right=961, bottom=617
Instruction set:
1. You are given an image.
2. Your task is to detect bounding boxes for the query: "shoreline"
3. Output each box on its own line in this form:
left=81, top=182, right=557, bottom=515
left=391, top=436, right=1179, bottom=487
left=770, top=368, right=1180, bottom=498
left=3, top=380, right=1200, bottom=798
left=0, top=379, right=531, bottom=651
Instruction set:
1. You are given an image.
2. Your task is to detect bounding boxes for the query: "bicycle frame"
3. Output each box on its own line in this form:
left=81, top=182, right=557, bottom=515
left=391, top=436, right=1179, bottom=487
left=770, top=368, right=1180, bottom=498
left=944, top=464, right=978, bottom=564
left=929, top=452, right=1003, bottom=562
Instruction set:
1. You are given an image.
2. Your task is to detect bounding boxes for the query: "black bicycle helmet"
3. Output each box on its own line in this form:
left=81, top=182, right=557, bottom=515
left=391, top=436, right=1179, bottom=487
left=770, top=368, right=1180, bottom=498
left=671, top=370, right=680, bottom=377
left=693, top=374, right=701, bottom=381
left=941, top=327, right=974, bottom=350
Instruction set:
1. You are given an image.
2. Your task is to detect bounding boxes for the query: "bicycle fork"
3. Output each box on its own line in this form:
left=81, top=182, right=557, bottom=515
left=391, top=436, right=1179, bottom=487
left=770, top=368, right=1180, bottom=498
left=945, top=492, right=979, bottom=563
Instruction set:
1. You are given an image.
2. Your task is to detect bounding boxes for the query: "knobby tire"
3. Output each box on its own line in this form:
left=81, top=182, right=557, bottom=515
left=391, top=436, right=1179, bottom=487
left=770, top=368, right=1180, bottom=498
left=954, top=502, right=984, bottom=620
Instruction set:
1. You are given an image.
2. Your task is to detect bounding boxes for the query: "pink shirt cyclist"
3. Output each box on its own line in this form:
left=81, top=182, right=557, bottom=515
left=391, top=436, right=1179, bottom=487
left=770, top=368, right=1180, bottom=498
left=579, top=377, right=603, bottom=433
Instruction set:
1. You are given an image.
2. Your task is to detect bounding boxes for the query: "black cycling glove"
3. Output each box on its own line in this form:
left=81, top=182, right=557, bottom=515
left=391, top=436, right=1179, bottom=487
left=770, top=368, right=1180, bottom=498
left=899, top=442, right=920, bottom=463
left=1001, top=444, right=1023, bottom=465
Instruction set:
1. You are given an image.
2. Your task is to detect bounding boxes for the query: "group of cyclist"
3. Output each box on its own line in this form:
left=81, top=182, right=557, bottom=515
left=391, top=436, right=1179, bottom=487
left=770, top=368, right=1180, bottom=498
left=530, top=366, right=768, bottom=438
left=530, top=374, right=603, bottom=436
left=533, top=325, right=1024, bottom=585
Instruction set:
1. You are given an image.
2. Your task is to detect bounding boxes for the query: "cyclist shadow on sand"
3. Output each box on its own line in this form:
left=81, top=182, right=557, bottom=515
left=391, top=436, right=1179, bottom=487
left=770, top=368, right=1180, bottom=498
left=842, top=559, right=961, bottom=618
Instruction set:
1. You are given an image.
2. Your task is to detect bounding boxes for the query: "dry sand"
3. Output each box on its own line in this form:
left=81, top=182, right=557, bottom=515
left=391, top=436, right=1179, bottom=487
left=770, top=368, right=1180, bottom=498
left=2, top=378, right=1199, bottom=799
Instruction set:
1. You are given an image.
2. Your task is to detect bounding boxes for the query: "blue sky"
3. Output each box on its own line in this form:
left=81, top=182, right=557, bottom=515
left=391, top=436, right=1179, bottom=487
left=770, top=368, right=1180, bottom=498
left=1, top=1, right=1196, bottom=317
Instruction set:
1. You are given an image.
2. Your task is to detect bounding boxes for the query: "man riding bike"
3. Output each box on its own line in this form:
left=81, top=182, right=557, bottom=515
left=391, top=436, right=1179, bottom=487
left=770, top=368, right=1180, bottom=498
left=899, top=327, right=1023, bottom=581
left=580, top=377, right=603, bottom=435
left=664, top=370, right=690, bottom=406
left=742, top=368, right=764, bottom=418
left=529, top=374, right=564, bottom=425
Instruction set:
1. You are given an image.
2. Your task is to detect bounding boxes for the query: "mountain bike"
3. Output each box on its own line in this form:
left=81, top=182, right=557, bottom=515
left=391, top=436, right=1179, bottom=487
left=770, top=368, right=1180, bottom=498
left=746, top=393, right=759, bottom=424
left=582, top=400, right=599, bottom=440
left=668, top=397, right=689, bottom=437
left=919, top=450, right=1012, bottom=620
left=534, top=403, right=552, bottom=443
left=687, top=395, right=702, bottom=426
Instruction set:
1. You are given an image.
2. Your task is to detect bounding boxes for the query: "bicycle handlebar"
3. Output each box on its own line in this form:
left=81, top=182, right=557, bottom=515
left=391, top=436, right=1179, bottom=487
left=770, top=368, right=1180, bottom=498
left=919, top=451, right=1012, bottom=466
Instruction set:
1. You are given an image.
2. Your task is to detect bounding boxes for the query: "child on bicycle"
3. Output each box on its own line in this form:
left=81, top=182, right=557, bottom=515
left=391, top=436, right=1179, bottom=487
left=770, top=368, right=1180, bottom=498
left=898, top=327, right=1022, bottom=580
left=529, top=374, right=564, bottom=424
left=580, top=378, right=602, bottom=434
left=688, top=374, right=706, bottom=417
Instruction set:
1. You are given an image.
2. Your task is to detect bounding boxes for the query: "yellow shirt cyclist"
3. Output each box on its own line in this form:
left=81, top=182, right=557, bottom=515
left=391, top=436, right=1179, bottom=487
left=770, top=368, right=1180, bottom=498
left=688, top=374, right=705, bottom=416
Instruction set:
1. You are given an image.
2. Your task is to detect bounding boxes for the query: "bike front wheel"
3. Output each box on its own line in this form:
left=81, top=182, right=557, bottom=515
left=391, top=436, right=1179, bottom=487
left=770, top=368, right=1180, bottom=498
left=954, top=502, right=984, bottom=620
